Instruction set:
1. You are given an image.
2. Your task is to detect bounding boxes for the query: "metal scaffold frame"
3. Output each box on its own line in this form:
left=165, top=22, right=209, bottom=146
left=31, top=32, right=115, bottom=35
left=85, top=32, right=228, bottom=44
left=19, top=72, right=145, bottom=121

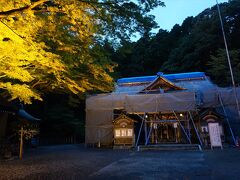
left=134, top=110, right=204, bottom=147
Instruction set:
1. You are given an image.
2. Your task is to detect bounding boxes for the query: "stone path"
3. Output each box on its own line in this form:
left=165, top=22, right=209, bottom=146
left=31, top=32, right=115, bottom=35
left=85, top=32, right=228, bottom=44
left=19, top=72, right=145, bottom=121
left=0, top=145, right=240, bottom=180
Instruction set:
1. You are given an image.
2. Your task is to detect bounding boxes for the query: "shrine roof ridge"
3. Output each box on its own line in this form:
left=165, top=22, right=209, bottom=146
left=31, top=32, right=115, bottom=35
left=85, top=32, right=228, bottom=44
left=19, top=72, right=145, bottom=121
left=117, top=72, right=206, bottom=85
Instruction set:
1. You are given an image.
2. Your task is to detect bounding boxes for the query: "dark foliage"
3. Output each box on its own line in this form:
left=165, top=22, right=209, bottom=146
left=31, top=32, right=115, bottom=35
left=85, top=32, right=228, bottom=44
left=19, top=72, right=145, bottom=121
left=25, top=94, right=85, bottom=144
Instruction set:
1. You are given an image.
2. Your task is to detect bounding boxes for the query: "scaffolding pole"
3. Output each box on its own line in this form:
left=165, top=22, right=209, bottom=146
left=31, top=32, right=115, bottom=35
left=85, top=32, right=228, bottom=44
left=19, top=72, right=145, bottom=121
left=173, top=111, right=191, bottom=144
left=188, top=111, right=203, bottom=146
left=135, top=114, right=145, bottom=147
left=187, top=114, right=191, bottom=141
left=218, top=94, right=236, bottom=145
left=145, top=122, right=153, bottom=145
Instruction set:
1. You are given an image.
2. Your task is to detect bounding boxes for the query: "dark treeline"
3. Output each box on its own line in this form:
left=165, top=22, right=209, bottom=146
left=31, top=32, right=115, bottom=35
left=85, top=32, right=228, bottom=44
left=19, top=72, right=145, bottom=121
left=111, top=0, right=240, bottom=87
left=22, top=94, right=85, bottom=145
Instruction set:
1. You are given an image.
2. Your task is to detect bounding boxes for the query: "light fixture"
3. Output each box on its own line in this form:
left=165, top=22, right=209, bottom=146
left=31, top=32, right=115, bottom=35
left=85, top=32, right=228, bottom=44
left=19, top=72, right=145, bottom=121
left=180, top=113, right=183, bottom=117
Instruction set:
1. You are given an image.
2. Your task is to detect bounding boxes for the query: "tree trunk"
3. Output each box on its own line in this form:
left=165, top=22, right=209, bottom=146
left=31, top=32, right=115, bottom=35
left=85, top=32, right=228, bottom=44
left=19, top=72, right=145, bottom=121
left=0, top=112, right=8, bottom=140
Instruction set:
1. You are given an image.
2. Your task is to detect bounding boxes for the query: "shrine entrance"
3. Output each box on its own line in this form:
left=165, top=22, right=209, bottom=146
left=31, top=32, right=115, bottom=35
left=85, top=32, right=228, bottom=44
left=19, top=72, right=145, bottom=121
left=134, top=112, right=200, bottom=146
left=147, top=121, right=180, bottom=144
left=156, top=123, right=178, bottom=143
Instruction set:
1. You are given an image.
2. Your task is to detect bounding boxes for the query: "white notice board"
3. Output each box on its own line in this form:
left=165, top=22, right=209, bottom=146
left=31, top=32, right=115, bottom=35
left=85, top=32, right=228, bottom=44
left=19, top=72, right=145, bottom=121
left=208, top=123, right=223, bottom=149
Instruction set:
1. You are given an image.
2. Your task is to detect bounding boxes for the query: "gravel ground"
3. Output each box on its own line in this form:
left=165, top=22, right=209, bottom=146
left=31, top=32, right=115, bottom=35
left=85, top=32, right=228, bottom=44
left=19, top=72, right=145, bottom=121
left=0, top=144, right=240, bottom=180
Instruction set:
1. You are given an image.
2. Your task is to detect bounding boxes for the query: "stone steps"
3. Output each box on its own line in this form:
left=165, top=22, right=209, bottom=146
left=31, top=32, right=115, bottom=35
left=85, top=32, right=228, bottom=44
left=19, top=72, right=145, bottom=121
left=137, top=144, right=202, bottom=151
left=113, top=145, right=133, bottom=150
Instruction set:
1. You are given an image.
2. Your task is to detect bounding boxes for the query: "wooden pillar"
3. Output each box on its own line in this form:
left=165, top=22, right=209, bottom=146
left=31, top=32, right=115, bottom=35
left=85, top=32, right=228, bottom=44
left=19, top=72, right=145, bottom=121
left=166, top=124, right=169, bottom=140
left=97, top=129, right=101, bottom=148
left=175, top=126, right=177, bottom=143
left=19, top=126, right=24, bottom=160
left=160, top=124, right=163, bottom=140
left=144, top=117, right=148, bottom=144
left=151, top=123, right=155, bottom=144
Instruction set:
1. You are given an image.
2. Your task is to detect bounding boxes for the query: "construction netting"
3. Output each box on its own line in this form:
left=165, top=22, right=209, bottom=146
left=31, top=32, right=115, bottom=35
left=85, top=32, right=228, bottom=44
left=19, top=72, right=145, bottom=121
left=86, top=91, right=196, bottom=112
left=85, top=84, right=240, bottom=145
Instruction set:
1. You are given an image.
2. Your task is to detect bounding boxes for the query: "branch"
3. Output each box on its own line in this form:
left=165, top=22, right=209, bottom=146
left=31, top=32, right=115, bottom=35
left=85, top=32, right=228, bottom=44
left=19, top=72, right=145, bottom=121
left=77, top=0, right=116, bottom=5
left=0, top=0, right=119, bottom=18
left=31, top=80, right=48, bottom=88
left=31, top=0, right=50, bottom=9
left=0, top=75, right=7, bottom=78
left=0, top=0, right=50, bottom=18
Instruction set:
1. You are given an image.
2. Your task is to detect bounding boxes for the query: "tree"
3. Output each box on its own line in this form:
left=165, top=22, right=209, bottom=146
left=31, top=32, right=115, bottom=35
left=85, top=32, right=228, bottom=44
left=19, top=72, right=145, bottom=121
left=160, top=1, right=240, bottom=74
left=0, top=22, right=63, bottom=104
left=0, top=0, right=164, bottom=104
left=207, top=49, right=240, bottom=86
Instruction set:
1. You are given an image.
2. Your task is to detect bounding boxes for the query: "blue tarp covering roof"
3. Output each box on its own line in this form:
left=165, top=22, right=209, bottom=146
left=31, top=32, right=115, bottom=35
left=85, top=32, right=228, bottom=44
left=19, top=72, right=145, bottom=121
left=117, top=72, right=206, bottom=85
left=163, top=72, right=205, bottom=81
left=117, top=75, right=156, bottom=84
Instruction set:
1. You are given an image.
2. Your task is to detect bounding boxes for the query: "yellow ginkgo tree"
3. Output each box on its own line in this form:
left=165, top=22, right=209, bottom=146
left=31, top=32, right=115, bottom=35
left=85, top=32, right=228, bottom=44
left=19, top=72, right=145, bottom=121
left=0, top=0, right=163, bottom=104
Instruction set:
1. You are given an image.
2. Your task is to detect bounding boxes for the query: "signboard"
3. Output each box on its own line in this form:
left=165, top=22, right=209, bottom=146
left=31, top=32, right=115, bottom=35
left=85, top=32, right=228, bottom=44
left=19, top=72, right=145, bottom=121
left=115, top=129, right=133, bottom=138
left=208, top=123, right=223, bottom=149
left=173, top=123, right=178, bottom=128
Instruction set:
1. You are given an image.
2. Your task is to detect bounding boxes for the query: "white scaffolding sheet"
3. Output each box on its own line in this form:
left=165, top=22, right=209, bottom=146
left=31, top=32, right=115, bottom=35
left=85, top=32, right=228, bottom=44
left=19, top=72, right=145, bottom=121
left=85, top=87, right=240, bottom=145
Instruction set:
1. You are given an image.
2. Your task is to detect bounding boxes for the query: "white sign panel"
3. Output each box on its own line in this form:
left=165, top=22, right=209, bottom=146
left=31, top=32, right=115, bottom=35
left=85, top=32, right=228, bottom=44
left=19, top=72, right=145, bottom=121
left=208, top=123, right=222, bottom=149
left=173, top=123, right=178, bottom=128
